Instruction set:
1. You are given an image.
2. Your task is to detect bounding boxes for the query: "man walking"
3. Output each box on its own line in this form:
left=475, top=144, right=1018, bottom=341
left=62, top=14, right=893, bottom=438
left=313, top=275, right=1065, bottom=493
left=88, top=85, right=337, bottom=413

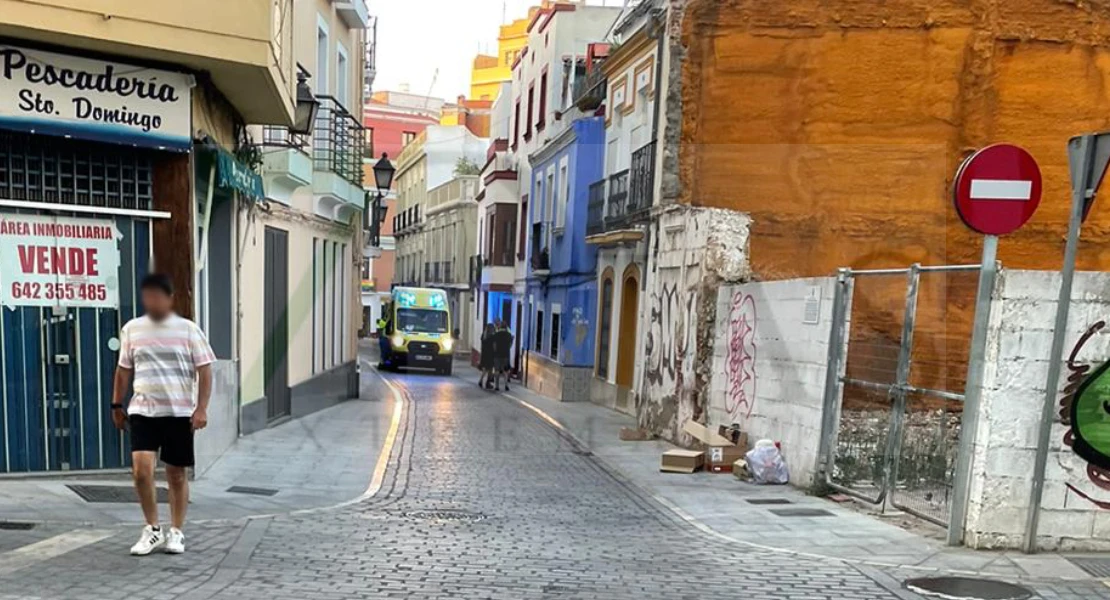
left=493, top=320, right=514, bottom=391
left=111, top=273, right=215, bottom=556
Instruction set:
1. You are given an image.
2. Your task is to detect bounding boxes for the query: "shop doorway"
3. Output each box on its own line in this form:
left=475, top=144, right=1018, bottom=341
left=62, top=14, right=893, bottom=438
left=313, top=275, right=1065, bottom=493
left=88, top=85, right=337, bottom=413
left=263, top=227, right=290, bottom=422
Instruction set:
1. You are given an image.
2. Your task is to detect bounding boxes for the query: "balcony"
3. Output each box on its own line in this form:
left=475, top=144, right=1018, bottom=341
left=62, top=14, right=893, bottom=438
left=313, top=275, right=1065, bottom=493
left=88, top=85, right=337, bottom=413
left=336, top=0, right=371, bottom=29
left=363, top=16, right=378, bottom=101
left=573, top=68, right=607, bottom=113
left=0, top=0, right=296, bottom=124
left=530, top=223, right=550, bottom=279
left=585, top=162, right=648, bottom=246
left=394, top=205, right=422, bottom=235
left=259, top=125, right=312, bottom=205
left=313, top=96, right=366, bottom=221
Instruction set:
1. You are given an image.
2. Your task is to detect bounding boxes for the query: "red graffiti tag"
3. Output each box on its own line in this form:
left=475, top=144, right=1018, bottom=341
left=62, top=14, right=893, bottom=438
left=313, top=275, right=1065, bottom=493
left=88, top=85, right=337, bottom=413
left=725, top=292, right=757, bottom=420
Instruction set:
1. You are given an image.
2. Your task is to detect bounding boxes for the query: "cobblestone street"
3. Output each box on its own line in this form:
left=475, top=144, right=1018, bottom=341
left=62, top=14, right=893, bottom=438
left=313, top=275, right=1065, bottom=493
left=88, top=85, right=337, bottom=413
left=1, top=369, right=1109, bottom=599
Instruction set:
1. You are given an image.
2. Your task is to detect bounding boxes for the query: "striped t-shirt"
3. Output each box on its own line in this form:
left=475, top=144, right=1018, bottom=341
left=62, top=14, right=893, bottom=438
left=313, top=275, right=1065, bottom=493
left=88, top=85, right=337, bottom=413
left=118, top=314, right=216, bottom=418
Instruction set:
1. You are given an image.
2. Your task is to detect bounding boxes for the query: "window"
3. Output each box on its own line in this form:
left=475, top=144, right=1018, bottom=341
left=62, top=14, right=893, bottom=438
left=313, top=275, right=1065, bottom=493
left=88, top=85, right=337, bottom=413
left=402, top=131, right=417, bottom=146
left=337, top=43, right=349, bottom=106
left=537, top=70, right=548, bottom=130
left=597, top=276, right=614, bottom=378
left=557, top=160, right=568, bottom=230
left=535, top=309, right=544, bottom=351
left=365, top=127, right=375, bottom=158
left=513, top=100, right=521, bottom=149
left=315, top=19, right=329, bottom=95
left=501, top=217, right=515, bottom=265
left=550, top=308, right=561, bottom=359
left=545, top=169, right=555, bottom=247
left=518, top=196, right=528, bottom=259
left=525, top=84, right=534, bottom=139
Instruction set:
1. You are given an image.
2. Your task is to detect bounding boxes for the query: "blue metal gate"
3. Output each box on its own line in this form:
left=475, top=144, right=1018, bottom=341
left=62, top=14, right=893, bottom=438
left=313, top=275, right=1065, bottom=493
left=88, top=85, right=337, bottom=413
left=0, top=131, right=156, bottom=472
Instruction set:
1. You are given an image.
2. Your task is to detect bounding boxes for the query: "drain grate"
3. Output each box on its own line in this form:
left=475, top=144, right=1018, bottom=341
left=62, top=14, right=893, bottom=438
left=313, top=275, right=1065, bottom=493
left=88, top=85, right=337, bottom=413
left=904, top=577, right=1033, bottom=600
left=226, top=486, right=279, bottom=497
left=0, top=522, right=35, bottom=531
left=67, top=484, right=169, bottom=504
left=746, top=498, right=792, bottom=505
left=769, top=507, right=835, bottom=517
left=1066, top=557, right=1110, bottom=578
left=402, top=509, right=487, bottom=523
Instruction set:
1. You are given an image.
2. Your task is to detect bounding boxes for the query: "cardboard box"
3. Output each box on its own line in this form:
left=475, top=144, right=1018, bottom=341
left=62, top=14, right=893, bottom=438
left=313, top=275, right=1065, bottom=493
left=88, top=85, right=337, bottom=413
left=660, top=449, right=704, bottom=473
left=683, top=420, right=748, bottom=473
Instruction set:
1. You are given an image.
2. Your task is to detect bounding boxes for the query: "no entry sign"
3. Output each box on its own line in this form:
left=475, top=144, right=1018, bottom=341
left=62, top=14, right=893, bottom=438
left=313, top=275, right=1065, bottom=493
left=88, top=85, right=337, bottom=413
left=954, top=144, right=1043, bottom=235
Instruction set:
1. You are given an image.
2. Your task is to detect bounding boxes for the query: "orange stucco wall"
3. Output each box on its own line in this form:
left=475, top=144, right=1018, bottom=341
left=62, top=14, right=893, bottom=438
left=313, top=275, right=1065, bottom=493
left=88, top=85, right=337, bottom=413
left=680, top=0, right=1110, bottom=395
left=681, top=0, right=1110, bottom=276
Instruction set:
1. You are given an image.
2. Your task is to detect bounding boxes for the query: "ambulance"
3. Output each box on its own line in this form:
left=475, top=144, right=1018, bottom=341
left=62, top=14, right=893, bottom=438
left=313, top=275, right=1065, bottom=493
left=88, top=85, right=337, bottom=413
left=377, top=287, right=455, bottom=374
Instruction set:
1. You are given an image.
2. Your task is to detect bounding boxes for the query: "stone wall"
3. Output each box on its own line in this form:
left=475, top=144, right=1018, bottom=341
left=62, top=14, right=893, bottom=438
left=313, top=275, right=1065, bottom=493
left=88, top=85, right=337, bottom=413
left=636, top=206, right=751, bottom=442
left=966, top=269, right=1110, bottom=551
left=708, top=278, right=837, bottom=486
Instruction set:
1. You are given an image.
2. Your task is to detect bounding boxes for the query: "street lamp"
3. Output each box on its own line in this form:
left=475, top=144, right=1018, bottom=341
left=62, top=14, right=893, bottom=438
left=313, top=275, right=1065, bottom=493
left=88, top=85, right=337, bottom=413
left=290, top=68, right=320, bottom=135
left=373, top=153, right=395, bottom=192
left=367, top=153, right=395, bottom=247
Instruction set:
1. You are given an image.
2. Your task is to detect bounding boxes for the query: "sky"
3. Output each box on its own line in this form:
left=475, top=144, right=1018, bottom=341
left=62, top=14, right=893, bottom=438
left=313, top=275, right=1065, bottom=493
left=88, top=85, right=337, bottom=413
left=371, top=0, right=622, bottom=101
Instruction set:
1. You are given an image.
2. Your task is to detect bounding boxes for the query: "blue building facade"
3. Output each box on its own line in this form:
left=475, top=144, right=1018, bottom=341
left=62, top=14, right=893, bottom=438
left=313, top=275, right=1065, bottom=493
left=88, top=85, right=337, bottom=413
left=522, top=116, right=604, bottom=400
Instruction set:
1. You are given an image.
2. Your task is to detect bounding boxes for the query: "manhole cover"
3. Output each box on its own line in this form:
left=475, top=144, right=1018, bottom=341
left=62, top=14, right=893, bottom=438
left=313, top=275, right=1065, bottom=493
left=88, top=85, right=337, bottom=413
left=747, top=498, right=792, bottom=505
left=226, top=486, right=279, bottom=497
left=1067, top=556, right=1110, bottom=578
left=769, top=507, right=835, bottom=517
left=904, top=577, right=1033, bottom=600
left=402, top=509, right=486, bottom=522
left=0, top=522, right=35, bottom=531
left=67, top=484, right=169, bottom=504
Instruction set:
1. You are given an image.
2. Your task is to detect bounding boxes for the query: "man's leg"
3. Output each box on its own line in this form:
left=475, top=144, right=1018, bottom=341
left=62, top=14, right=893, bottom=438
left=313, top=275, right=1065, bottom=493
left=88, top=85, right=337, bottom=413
left=131, top=451, right=160, bottom=526
left=165, top=465, right=188, bottom=530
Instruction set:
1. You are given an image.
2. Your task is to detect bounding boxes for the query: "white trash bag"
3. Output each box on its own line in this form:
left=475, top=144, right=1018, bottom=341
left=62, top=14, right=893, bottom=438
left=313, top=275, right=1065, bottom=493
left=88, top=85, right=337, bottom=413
left=745, top=439, right=789, bottom=485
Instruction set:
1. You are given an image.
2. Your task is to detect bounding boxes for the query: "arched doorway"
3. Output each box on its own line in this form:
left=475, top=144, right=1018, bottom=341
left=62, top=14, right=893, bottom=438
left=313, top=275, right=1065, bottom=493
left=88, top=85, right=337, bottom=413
left=615, top=265, right=640, bottom=391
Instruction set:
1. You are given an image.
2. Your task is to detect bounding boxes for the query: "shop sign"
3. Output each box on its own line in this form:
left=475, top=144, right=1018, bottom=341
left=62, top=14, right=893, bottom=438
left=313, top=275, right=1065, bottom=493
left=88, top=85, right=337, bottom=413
left=0, top=214, right=123, bottom=308
left=0, top=44, right=194, bottom=151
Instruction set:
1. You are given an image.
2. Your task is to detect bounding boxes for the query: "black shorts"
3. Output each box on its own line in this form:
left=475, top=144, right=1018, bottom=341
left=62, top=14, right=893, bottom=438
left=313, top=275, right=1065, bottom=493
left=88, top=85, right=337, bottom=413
left=129, top=415, right=195, bottom=467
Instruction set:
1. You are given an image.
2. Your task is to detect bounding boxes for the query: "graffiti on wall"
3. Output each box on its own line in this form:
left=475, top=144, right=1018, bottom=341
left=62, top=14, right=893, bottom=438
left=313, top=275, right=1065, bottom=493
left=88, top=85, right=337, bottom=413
left=644, top=281, right=693, bottom=391
left=1060, top=320, right=1110, bottom=507
left=725, top=291, right=757, bottom=421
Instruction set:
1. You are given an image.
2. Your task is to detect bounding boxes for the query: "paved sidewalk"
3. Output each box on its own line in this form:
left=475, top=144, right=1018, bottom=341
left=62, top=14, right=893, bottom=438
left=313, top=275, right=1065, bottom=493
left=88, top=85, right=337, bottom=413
left=0, top=353, right=397, bottom=525
left=491, top=373, right=1106, bottom=583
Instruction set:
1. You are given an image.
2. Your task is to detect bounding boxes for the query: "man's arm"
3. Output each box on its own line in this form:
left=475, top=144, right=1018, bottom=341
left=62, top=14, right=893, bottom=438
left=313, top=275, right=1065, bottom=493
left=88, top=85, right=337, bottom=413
left=111, top=366, right=131, bottom=429
left=195, top=364, right=212, bottom=417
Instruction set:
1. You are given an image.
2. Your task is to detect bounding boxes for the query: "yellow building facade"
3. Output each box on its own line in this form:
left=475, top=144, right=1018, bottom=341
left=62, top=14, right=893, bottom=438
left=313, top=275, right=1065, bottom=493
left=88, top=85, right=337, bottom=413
left=469, top=14, right=531, bottom=102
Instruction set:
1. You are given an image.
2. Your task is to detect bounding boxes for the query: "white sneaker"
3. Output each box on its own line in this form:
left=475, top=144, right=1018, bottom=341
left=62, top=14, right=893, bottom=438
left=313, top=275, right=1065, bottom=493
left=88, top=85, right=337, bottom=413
left=164, top=527, right=185, bottom=554
left=129, top=525, right=165, bottom=556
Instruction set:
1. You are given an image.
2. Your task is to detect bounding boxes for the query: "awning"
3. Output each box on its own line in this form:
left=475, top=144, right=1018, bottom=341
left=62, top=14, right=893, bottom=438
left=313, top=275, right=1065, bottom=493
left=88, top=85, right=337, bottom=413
left=199, top=143, right=265, bottom=201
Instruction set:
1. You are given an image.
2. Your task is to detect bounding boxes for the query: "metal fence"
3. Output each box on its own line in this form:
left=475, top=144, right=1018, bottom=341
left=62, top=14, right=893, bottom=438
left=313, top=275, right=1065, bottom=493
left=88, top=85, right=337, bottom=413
left=820, top=263, right=982, bottom=529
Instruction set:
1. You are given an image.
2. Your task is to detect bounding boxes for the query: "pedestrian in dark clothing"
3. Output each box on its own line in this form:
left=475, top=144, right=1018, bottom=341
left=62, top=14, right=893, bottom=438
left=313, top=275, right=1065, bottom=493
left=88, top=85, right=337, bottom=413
left=493, top=321, right=514, bottom=391
left=479, top=323, right=496, bottom=389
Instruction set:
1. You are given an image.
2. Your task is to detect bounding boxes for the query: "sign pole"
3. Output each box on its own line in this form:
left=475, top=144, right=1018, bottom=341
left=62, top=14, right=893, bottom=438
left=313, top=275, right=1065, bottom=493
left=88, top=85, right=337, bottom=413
left=1023, top=134, right=1094, bottom=553
left=948, top=233, right=998, bottom=546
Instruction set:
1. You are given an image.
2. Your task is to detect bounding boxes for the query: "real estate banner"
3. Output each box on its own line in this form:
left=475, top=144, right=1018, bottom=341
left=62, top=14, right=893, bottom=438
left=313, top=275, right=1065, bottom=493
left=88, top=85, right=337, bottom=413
left=0, top=213, right=123, bottom=308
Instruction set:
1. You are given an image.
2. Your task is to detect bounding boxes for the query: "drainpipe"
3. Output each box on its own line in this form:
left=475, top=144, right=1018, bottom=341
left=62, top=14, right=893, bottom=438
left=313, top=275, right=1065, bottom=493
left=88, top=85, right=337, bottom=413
left=642, top=4, right=667, bottom=294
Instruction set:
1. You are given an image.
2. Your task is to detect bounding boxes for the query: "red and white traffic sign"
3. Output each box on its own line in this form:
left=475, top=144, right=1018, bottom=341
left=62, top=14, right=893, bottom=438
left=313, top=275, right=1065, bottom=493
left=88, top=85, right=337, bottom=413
left=954, top=144, right=1043, bottom=235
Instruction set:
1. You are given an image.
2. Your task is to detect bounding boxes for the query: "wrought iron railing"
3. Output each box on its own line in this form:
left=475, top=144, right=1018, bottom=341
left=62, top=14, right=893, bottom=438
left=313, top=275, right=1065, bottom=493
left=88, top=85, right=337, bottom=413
left=628, top=140, right=656, bottom=215
left=587, top=179, right=606, bottom=236
left=607, top=169, right=630, bottom=228
left=261, top=125, right=308, bottom=150
left=573, top=66, right=607, bottom=111
left=313, top=95, right=365, bottom=187
left=531, top=223, right=550, bottom=272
